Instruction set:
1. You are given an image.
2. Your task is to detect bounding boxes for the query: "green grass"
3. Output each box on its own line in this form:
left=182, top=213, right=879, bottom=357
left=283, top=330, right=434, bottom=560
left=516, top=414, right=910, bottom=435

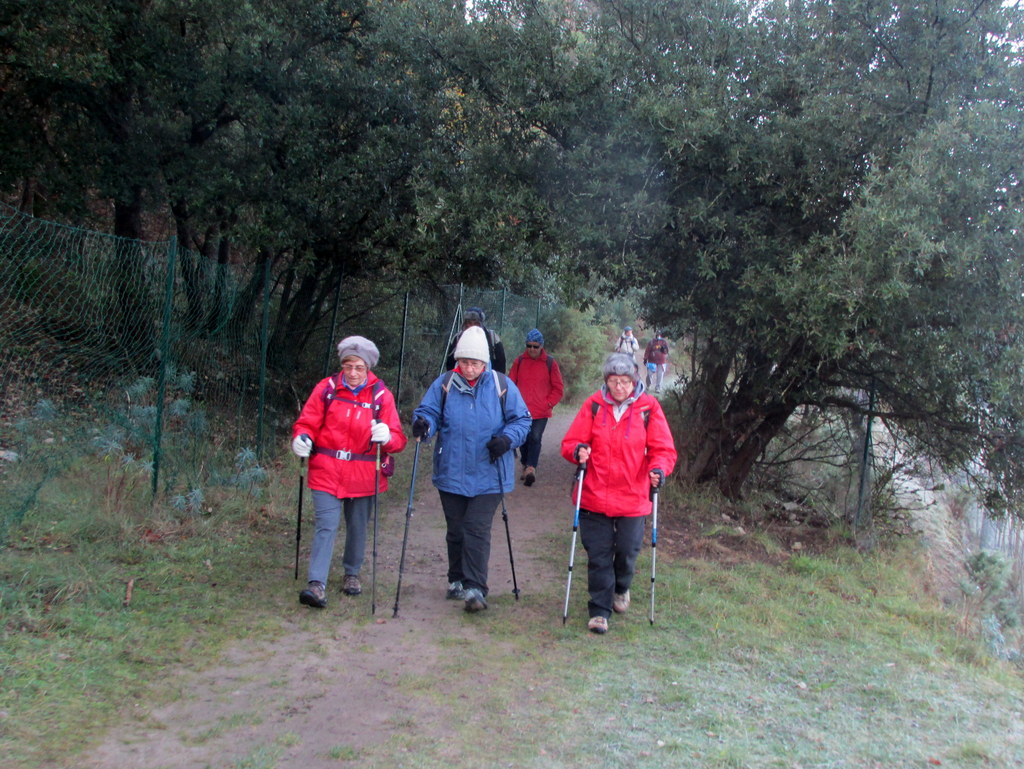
left=3, top=463, right=1024, bottom=769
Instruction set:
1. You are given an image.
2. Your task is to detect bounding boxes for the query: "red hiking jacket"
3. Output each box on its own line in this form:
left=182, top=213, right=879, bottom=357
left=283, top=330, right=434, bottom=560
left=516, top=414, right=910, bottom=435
left=561, top=387, right=677, bottom=516
left=509, top=350, right=564, bottom=419
left=292, top=371, right=408, bottom=498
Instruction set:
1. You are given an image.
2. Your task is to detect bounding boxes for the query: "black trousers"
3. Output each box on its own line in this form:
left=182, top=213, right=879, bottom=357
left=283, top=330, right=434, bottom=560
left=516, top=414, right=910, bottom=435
left=579, top=511, right=645, bottom=619
left=438, top=491, right=501, bottom=595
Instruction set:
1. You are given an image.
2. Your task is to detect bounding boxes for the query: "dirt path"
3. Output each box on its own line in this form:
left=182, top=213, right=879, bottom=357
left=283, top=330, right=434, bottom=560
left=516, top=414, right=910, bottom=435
left=83, top=411, right=580, bottom=769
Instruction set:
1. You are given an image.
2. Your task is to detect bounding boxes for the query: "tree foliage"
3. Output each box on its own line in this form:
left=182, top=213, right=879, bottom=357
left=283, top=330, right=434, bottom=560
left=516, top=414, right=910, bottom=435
left=4, top=0, right=1024, bottom=510
left=565, top=0, right=1024, bottom=505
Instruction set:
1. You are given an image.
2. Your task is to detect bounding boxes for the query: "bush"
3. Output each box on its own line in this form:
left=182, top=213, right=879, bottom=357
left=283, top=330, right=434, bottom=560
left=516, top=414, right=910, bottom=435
left=540, top=307, right=609, bottom=402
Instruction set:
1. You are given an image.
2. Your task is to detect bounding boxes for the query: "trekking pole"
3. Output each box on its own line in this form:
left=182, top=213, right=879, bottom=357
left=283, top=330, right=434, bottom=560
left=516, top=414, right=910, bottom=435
left=562, top=462, right=586, bottom=625
left=393, top=439, right=422, bottom=618
left=294, top=458, right=306, bottom=580
left=371, top=441, right=381, bottom=615
left=649, top=482, right=660, bottom=626
left=494, top=457, right=520, bottom=600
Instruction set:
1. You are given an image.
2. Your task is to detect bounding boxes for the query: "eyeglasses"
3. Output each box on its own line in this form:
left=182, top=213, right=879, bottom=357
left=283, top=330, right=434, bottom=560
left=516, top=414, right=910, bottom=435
left=342, top=364, right=367, bottom=373
left=525, top=343, right=541, bottom=349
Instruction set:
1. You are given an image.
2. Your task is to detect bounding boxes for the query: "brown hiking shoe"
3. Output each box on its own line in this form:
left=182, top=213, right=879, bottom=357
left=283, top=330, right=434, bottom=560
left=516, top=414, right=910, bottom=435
left=612, top=590, right=630, bottom=614
left=299, top=581, right=327, bottom=609
left=587, top=616, right=608, bottom=634
left=342, top=574, right=362, bottom=596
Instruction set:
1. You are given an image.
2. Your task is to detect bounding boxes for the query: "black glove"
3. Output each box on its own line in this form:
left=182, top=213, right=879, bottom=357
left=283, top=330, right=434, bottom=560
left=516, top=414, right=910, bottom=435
left=486, top=434, right=512, bottom=462
left=650, top=468, right=665, bottom=499
left=412, top=416, right=430, bottom=439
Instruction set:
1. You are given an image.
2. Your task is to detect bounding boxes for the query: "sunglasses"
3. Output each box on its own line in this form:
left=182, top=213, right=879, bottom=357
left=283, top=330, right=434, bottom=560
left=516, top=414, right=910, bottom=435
left=525, top=343, right=541, bottom=349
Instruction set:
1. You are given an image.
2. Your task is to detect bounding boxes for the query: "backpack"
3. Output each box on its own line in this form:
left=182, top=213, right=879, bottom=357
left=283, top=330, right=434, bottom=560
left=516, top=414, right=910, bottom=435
left=511, top=353, right=553, bottom=378
left=319, top=375, right=394, bottom=476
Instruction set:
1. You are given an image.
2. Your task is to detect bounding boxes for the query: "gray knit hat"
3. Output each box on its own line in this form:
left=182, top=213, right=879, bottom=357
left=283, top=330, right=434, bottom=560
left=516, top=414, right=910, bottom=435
left=336, top=335, right=380, bottom=368
left=603, top=352, right=639, bottom=382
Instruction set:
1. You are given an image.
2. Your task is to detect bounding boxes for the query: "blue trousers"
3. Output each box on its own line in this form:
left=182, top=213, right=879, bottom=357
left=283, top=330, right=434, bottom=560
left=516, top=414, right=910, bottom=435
left=519, top=417, right=548, bottom=469
left=307, top=490, right=373, bottom=586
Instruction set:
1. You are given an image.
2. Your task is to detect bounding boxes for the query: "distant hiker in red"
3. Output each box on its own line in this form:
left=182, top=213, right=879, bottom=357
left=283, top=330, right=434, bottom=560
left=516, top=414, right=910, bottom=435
left=561, top=353, right=677, bottom=635
left=291, top=336, right=408, bottom=609
left=509, top=328, right=564, bottom=487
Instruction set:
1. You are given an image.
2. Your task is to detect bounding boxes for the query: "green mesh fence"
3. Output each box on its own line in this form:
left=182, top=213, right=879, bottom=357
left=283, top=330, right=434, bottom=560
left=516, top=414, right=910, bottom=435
left=0, top=202, right=555, bottom=540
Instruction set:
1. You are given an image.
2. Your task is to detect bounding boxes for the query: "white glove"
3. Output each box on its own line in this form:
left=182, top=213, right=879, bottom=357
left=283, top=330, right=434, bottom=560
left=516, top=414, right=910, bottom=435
left=370, top=420, right=390, bottom=444
left=291, top=434, right=313, bottom=458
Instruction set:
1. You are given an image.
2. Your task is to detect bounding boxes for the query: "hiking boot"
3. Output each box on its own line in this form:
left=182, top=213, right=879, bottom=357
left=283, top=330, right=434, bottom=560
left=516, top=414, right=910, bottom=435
left=342, top=574, right=362, bottom=596
left=588, top=616, right=608, bottom=634
left=612, top=590, right=631, bottom=614
left=523, top=467, right=536, bottom=487
left=299, top=581, right=327, bottom=609
left=463, top=587, right=488, bottom=613
left=446, top=580, right=466, bottom=600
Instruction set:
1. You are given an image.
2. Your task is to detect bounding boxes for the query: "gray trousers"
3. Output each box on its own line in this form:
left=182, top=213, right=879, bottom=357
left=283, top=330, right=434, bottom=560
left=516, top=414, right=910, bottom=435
left=307, top=490, right=373, bottom=586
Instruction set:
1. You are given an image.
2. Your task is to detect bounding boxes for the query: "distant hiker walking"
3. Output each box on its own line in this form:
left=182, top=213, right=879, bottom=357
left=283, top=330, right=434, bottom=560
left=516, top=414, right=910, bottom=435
left=509, top=328, right=564, bottom=487
left=444, top=306, right=507, bottom=373
left=561, top=353, right=677, bottom=634
left=291, top=336, right=408, bottom=609
left=614, top=326, right=640, bottom=362
left=412, top=326, right=531, bottom=613
left=643, top=332, right=670, bottom=393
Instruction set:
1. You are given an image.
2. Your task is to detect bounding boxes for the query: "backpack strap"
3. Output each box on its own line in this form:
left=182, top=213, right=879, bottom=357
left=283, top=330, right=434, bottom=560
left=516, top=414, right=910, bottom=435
left=591, top=399, right=650, bottom=428
left=440, top=370, right=507, bottom=418
left=321, top=377, right=385, bottom=431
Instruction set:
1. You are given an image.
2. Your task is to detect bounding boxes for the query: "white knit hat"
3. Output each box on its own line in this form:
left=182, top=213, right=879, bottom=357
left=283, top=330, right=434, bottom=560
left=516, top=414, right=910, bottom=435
left=452, top=326, right=490, bottom=363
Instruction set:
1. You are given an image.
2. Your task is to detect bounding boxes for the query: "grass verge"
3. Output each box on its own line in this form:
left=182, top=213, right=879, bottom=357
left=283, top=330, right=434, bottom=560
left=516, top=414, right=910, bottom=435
left=3, top=461, right=1023, bottom=769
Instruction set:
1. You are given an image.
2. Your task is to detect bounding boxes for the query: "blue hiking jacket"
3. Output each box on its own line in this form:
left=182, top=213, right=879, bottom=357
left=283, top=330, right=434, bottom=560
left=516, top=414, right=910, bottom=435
left=413, top=370, right=531, bottom=496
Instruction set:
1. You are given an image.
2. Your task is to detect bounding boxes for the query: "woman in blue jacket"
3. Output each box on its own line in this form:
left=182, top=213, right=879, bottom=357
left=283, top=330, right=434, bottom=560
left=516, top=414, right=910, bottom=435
left=412, top=326, right=532, bottom=612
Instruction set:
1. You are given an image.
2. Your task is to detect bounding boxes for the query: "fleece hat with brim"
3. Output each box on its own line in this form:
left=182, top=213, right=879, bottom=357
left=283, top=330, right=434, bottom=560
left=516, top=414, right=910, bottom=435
left=463, top=307, right=486, bottom=324
left=337, top=335, right=380, bottom=368
left=603, top=352, right=639, bottom=382
left=453, top=325, right=490, bottom=363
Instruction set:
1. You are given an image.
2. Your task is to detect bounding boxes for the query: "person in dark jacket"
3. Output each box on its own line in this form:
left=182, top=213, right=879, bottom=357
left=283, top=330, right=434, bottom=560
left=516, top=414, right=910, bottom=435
left=443, top=306, right=507, bottom=373
left=643, top=332, right=670, bottom=393
left=561, top=353, right=677, bottom=634
left=508, top=328, right=564, bottom=486
left=291, top=336, right=408, bottom=608
left=412, top=326, right=531, bottom=612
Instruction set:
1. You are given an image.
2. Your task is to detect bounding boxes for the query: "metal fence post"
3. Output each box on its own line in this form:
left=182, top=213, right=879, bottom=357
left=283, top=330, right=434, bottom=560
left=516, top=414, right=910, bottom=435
left=152, top=237, right=177, bottom=499
left=396, top=290, right=410, bottom=409
left=255, top=256, right=272, bottom=459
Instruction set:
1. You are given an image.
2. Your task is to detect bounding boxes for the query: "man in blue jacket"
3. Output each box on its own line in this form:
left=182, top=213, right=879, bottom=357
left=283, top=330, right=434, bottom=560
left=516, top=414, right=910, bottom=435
left=412, top=326, right=532, bottom=612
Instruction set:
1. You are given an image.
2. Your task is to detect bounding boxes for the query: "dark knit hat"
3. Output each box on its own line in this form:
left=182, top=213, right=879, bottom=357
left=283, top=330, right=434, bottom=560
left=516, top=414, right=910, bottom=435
left=336, top=335, right=380, bottom=368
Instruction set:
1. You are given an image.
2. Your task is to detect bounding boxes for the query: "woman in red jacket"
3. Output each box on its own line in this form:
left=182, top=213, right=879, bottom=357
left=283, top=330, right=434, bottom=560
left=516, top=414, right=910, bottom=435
left=561, top=353, right=677, bottom=634
left=291, top=336, right=408, bottom=608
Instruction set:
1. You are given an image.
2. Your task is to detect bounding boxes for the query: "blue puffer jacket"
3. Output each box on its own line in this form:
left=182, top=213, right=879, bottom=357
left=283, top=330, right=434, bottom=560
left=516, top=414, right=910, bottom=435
left=413, top=369, right=532, bottom=496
